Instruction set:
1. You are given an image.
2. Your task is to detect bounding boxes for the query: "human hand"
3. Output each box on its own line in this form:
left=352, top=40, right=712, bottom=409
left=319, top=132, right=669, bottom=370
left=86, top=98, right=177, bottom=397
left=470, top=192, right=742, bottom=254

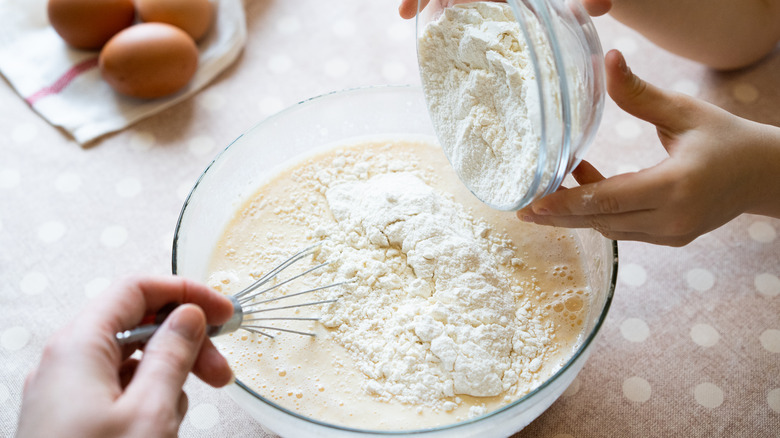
left=517, top=49, right=780, bottom=247
left=16, top=276, right=235, bottom=438
left=398, top=0, right=611, bottom=19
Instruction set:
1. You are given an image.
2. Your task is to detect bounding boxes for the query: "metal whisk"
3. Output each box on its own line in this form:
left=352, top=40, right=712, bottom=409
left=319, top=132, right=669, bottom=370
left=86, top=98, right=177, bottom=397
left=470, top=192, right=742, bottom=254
left=115, top=242, right=348, bottom=344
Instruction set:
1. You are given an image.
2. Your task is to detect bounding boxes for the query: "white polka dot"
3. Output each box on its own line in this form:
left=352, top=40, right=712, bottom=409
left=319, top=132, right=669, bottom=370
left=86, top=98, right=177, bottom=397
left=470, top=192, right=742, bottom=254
left=748, top=221, right=776, bottom=243
left=276, top=16, right=300, bottom=34
left=381, top=61, right=407, bottom=82
left=332, top=19, right=356, bottom=37
left=620, top=318, right=649, bottom=342
left=54, top=172, right=81, bottom=193
left=622, top=376, right=651, bottom=402
left=198, top=90, right=226, bottom=111
left=129, top=131, right=156, bottom=151
left=619, top=263, right=647, bottom=287
left=116, top=177, right=142, bottom=198
left=188, top=136, right=216, bottom=156
left=755, top=273, right=780, bottom=298
left=613, top=37, right=638, bottom=55
left=672, top=79, right=699, bottom=96
left=694, top=382, right=724, bottom=408
left=324, top=58, right=350, bottom=78
left=37, top=221, right=66, bottom=243
left=615, top=119, right=641, bottom=139
left=268, top=54, right=293, bottom=74
left=562, top=377, right=581, bottom=398
left=20, top=272, right=48, bottom=295
left=768, top=388, right=780, bottom=413
left=686, top=268, right=714, bottom=291
left=258, top=96, right=285, bottom=116
left=690, top=323, right=720, bottom=347
left=0, top=382, right=8, bottom=402
left=759, top=329, right=780, bottom=353
left=189, top=403, right=220, bottom=429
left=101, top=225, right=128, bottom=248
left=732, top=83, right=759, bottom=103
left=0, top=169, right=21, bottom=189
left=85, top=277, right=111, bottom=298
left=1, top=326, right=31, bottom=351
left=12, top=122, right=38, bottom=144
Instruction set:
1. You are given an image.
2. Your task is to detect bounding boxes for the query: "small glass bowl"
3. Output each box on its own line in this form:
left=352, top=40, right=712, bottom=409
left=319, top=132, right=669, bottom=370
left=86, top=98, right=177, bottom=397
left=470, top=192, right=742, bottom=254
left=415, top=0, right=605, bottom=210
left=172, top=86, right=617, bottom=437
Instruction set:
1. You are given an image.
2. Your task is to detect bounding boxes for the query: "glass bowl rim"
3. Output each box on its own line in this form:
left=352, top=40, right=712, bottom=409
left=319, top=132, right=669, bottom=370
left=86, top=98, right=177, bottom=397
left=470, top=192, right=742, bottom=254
left=171, top=84, right=618, bottom=435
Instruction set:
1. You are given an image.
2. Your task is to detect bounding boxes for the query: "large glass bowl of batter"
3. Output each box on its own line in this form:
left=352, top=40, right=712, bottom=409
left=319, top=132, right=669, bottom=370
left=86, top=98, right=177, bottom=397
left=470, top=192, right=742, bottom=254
left=172, top=86, right=617, bottom=437
left=415, top=0, right=606, bottom=211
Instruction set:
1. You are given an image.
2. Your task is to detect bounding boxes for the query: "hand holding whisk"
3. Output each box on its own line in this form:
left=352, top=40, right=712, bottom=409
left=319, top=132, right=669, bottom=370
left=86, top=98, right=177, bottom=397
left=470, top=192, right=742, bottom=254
left=116, top=242, right=350, bottom=344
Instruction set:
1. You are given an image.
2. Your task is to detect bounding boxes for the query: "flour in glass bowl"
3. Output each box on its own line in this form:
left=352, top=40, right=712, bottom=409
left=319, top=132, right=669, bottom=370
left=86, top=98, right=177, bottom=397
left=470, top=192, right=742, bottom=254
left=417, top=2, right=561, bottom=209
left=207, top=139, right=592, bottom=429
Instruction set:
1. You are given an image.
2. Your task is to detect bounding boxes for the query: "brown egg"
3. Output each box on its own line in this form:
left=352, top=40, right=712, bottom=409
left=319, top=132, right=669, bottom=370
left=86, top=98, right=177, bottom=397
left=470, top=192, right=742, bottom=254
left=99, top=23, right=199, bottom=99
left=47, top=0, right=136, bottom=50
left=135, top=0, right=214, bottom=42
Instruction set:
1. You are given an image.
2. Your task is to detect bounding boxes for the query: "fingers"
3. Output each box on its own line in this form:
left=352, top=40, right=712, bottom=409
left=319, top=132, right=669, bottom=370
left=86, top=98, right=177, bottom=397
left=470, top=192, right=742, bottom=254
left=122, top=304, right=206, bottom=408
left=580, top=0, right=611, bottom=16
left=399, top=0, right=429, bottom=19
left=119, top=358, right=140, bottom=389
left=191, top=337, right=234, bottom=387
left=571, top=159, right=606, bottom=185
left=177, top=392, right=189, bottom=422
left=605, top=50, right=694, bottom=137
left=522, top=164, right=672, bottom=217
left=521, top=209, right=699, bottom=246
left=81, top=276, right=234, bottom=342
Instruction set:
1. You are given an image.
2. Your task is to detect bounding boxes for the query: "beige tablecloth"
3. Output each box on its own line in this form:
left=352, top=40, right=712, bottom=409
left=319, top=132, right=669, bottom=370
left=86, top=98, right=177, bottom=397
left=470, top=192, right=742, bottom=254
left=1, top=1, right=778, bottom=437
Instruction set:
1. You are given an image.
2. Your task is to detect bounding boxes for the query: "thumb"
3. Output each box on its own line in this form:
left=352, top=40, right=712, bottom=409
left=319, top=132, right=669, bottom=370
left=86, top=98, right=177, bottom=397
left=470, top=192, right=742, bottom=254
left=123, top=304, right=206, bottom=408
left=580, top=0, right=612, bottom=17
left=606, top=49, right=693, bottom=135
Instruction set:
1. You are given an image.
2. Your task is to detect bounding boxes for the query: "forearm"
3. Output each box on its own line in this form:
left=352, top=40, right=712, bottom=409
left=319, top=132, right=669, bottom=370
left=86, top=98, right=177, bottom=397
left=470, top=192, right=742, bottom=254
left=744, top=122, right=780, bottom=218
left=609, top=0, right=780, bottom=69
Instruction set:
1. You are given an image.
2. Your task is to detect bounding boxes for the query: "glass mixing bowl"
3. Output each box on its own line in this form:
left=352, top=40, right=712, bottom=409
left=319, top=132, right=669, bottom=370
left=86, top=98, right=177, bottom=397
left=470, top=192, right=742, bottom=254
left=415, top=0, right=606, bottom=210
left=172, top=86, right=617, bottom=437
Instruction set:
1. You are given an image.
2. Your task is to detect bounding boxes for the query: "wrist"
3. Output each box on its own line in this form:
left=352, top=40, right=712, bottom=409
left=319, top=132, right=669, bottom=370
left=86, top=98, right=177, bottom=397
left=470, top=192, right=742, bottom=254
left=744, top=122, right=780, bottom=218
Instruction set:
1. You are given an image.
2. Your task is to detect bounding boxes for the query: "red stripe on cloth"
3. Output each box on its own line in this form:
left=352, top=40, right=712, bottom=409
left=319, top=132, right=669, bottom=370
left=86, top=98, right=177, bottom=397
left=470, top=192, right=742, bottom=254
left=25, top=57, right=100, bottom=106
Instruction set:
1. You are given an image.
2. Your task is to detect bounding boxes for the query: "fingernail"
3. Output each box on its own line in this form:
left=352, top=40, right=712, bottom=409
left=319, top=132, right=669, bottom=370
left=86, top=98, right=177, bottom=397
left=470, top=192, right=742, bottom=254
left=169, top=305, right=203, bottom=341
left=227, top=373, right=236, bottom=386
left=521, top=215, right=534, bottom=223
left=535, top=207, right=550, bottom=215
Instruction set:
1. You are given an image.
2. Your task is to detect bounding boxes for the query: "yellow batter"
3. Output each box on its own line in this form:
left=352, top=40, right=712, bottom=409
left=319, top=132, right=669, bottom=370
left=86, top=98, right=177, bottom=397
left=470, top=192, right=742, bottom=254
left=207, top=138, right=590, bottom=430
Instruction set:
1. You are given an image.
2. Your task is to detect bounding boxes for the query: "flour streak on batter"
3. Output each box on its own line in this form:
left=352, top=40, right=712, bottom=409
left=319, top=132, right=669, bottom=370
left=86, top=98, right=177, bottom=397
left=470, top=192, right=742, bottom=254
left=208, top=139, right=591, bottom=430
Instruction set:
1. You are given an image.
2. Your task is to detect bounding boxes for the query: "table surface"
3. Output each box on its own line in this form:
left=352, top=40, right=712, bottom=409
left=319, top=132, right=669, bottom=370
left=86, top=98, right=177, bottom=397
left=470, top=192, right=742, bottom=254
left=1, top=1, right=778, bottom=437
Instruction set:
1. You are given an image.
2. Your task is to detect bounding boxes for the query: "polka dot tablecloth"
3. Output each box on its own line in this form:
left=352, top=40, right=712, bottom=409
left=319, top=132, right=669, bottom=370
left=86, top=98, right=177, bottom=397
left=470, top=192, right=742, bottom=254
left=1, top=1, right=778, bottom=437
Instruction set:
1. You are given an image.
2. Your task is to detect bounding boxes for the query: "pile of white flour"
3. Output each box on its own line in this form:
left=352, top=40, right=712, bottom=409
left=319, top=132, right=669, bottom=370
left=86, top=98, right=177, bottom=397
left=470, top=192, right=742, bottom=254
left=417, top=2, right=559, bottom=209
left=314, top=170, right=554, bottom=412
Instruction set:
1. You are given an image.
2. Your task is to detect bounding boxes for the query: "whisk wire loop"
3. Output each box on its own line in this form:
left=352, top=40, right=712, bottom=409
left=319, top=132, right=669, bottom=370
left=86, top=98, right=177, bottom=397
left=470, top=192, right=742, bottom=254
left=115, top=241, right=350, bottom=344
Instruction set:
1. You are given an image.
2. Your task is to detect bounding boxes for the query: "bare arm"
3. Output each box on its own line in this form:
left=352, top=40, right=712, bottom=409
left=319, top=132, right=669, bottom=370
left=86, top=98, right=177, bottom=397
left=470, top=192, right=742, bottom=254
left=596, top=0, right=780, bottom=70
left=401, top=0, right=780, bottom=69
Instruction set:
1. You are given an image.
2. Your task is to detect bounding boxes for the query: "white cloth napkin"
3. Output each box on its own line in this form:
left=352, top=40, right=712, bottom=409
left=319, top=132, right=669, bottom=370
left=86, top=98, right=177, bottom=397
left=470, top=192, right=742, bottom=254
left=0, top=0, right=246, bottom=145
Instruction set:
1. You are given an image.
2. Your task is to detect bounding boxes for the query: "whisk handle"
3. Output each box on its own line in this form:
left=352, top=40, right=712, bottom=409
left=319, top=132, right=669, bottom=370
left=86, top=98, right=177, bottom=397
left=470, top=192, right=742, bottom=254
left=116, top=324, right=161, bottom=344
left=114, top=297, right=243, bottom=346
